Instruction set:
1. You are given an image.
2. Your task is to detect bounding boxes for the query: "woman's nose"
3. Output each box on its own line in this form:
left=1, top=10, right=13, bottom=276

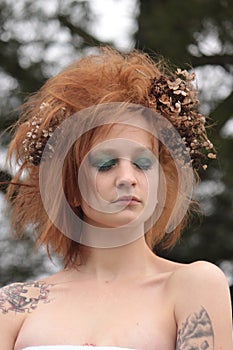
left=115, top=159, right=137, bottom=188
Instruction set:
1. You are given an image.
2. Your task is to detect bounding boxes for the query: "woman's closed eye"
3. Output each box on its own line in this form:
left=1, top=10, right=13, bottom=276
left=90, top=156, right=154, bottom=172
left=90, top=158, right=118, bottom=172
left=133, top=157, right=153, bottom=170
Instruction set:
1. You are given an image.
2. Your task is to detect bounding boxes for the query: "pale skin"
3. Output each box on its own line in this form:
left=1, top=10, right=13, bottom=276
left=0, top=122, right=232, bottom=350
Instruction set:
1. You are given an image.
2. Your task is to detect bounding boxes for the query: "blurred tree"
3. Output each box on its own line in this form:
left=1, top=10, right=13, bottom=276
left=136, top=0, right=233, bottom=268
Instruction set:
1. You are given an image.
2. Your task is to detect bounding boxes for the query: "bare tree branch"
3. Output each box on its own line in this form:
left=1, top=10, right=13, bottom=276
left=212, top=91, right=233, bottom=131
left=191, top=54, right=233, bottom=68
left=57, top=14, right=111, bottom=48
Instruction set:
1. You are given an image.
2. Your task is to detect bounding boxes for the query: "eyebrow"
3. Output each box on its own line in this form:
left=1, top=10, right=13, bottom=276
left=89, top=146, right=154, bottom=156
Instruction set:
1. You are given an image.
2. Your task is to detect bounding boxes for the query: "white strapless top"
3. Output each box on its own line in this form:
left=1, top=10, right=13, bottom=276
left=23, top=346, right=135, bottom=350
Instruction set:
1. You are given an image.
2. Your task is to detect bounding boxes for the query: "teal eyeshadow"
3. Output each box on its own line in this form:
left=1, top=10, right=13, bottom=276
left=134, top=157, right=153, bottom=170
left=88, top=151, right=155, bottom=170
left=88, top=153, right=117, bottom=168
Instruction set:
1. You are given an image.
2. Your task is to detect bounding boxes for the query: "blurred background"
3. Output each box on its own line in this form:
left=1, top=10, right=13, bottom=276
left=0, top=0, right=232, bottom=311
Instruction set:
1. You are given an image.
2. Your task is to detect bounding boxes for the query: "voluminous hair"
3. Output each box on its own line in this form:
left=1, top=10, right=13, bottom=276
left=6, top=47, right=197, bottom=267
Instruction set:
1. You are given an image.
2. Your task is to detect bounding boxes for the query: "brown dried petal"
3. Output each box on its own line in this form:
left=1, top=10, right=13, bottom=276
left=182, top=97, right=192, bottom=105
left=159, top=94, right=171, bottom=106
left=176, top=68, right=195, bottom=81
left=207, top=153, right=216, bottom=159
left=167, top=78, right=182, bottom=90
left=173, top=90, right=187, bottom=96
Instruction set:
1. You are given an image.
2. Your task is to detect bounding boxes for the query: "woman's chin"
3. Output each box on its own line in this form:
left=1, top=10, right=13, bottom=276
left=83, top=211, right=147, bottom=229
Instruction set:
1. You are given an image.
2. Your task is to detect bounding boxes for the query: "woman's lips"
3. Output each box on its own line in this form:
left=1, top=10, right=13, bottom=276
left=112, top=196, right=141, bottom=206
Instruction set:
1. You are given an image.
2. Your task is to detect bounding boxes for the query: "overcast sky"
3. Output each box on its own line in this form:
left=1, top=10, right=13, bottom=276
left=89, top=0, right=138, bottom=50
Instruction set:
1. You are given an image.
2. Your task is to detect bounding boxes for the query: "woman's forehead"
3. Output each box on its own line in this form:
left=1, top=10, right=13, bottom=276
left=91, top=121, right=156, bottom=149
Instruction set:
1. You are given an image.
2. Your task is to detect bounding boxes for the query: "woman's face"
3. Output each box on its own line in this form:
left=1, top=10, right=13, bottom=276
left=78, top=118, right=159, bottom=229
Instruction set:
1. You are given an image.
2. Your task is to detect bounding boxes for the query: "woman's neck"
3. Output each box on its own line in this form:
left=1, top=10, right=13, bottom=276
left=75, top=236, right=157, bottom=282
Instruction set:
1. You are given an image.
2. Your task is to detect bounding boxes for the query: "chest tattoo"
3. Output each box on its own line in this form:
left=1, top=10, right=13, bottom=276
left=176, top=306, right=214, bottom=350
left=0, top=281, right=53, bottom=314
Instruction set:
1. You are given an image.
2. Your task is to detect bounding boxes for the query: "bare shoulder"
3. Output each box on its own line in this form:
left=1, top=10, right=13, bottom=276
left=168, top=260, right=231, bottom=318
left=170, top=260, right=229, bottom=287
left=167, top=261, right=233, bottom=350
left=0, top=280, right=55, bottom=349
left=0, top=280, right=54, bottom=315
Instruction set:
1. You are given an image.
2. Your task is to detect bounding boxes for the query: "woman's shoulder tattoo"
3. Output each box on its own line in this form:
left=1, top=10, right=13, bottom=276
left=176, top=306, right=214, bottom=350
left=0, top=281, right=54, bottom=314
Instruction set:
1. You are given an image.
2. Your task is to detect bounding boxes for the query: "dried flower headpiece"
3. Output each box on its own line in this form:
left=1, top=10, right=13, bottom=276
left=148, top=68, right=216, bottom=170
left=22, top=68, right=216, bottom=171
left=22, top=102, right=67, bottom=166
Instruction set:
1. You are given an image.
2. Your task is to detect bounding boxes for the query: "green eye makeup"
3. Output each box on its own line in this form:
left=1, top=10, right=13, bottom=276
left=88, top=148, right=156, bottom=172
left=95, top=158, right=118, bottom=172
left=88, top=153, right=118, bottom=172
left=133, top=157, right=153, bottom=170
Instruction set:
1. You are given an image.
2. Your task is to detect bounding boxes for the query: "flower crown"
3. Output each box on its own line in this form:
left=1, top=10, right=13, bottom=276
left=22, top=68, right=216, bottom=170
left=148, top=68, right=216, bottom=170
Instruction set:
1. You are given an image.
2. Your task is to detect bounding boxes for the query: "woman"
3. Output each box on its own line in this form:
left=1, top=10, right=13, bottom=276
left=0, top=47, right=232, bottom=350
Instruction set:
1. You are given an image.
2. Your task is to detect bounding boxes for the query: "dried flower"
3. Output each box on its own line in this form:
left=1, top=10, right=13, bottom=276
left=148, top=69, right=216, bottom=170
left=22, top=102, right=67, bottom=165
left=207, top=153, right=217, bottom=159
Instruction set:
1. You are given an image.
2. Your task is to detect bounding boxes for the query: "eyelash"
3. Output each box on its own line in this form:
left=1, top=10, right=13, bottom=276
left=93, top=158, right=153, bottom=172
left=97, top=159, right=118, bottom=172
